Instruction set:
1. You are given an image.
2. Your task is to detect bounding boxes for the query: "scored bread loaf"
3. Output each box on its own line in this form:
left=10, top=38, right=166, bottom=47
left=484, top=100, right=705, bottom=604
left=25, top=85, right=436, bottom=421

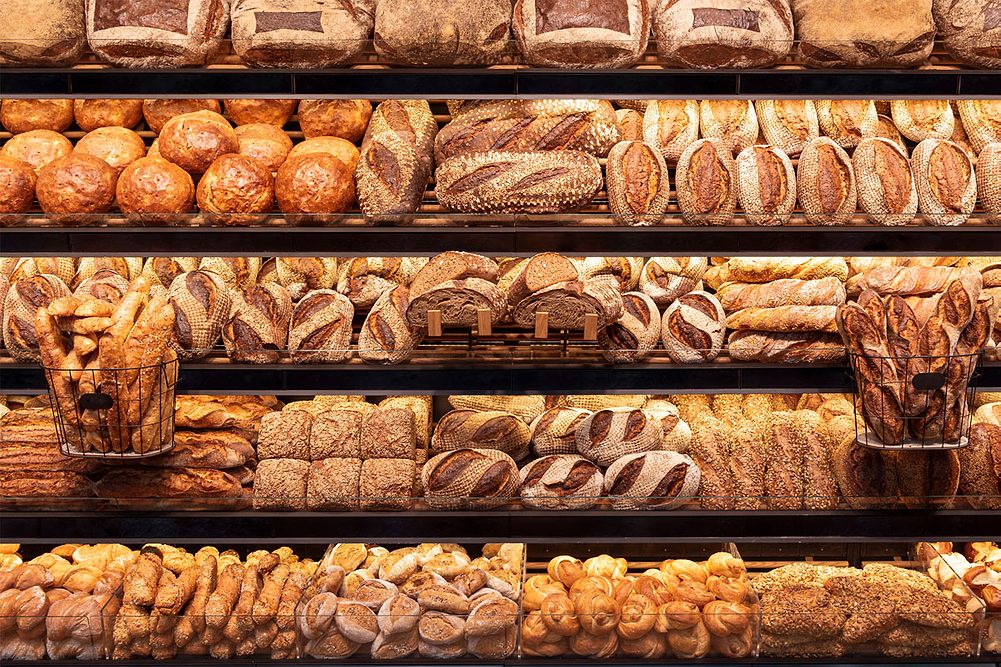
left=575, top=407, right=663, bottom=467
left=605, top=140, right=670, bottom=226
left=957, top=100, right=1001, bottom=154
left=336, top=257, right=426, bottom=307
left=660, top=291, right=726, bottom=363
left=511, top=279, right=623, bottom=330
left=288, top=289, right=354, bottom=364
left=603, top=450, right=700, bottom=510
left=675, top=138, right=737, bottom=226
left=699, top=100, right=759, bottom=155
left=599, top=291, right=661, bottom=364
left=876, top=112, right=907, bottom=149
left=448, top=395, right=548, bottom=424
left=501, top=253, right=580, bottom=306
left=222, top=283, right=293, bottom=364
left=642, top=100, right=700, bottom=164
left=0, top=0, right=84, bottom=66
left=421, top=448, right=519, bottom=509
left=231, top=0, right=373, bottom=68
left=978, top=142, right=1001, bottom=221
left=796, top=137, right=857, bottom=226
left=359, top=285, right=421, bottom=365
left=409, top=252, right=497, bottom=297
left=639, top=257, right=707, bottom=307
left=435, top=150, right=603, bottom=214
left=74, top=269, right=130, bottom=304
left=3, top=274, right=71, bottom=362
left=726, top=305, right=839, bottom=333
left=432, top=409, right=531, bottom=461
left=530, top=407, right=593, bottom=457
left=890, top=100, right=955, bottom=142
left=689, top=412, right=734, bottom=510
left=652, top=0, right=793, bottom=69
left=793, top=0, right=935, bottom=68
left=616, top=108, right=644, bottom=141
left=275, top=258, right=338, bottom=302
left=717, top=277, right=847, bottom=311
left=199, top=257, right=261, bottom=290
left=86, top=0, right=230, bottom=68
left=141, top=257, right=199, bottom=289
left=374, top=0, right=510, bottom=66
left=435, top=100, right=619, bottom=162
left=755, top=100, right=820, bottom=157
left=576, top=256, right=644, bottom=291
left=356, top=100, right=436, bottom=217
left=512, top=0, right=650, bottom=69
left=706, top=257, right=850, bottom=288
left=934, top=0, right=1001, bottom=69
left=406, top=278, right=506, bottom=328
left=735, top=145, right=796, bottom=226
left=727, top=330, right=846, bottom=363
left=518, top=455, right=603, bottom=510
left=817, top=100, right=879, bottom=148
left=166, top=270, right=231, bottom=361
left=910, top=138, right=976, bottom=226
left=850, top=264, right=980, bottom=296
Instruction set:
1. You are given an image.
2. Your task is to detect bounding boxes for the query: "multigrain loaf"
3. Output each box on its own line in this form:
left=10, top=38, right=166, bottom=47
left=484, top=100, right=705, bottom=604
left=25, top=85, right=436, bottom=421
left=200, top=257, right=261, bottom=290
left=603, top=450, right=700, bottom=510
left=406, top=278, right=507, bottom=328
left=910, top=138, right=977, bottom=226
left=222, top=283, right=293, bottom=364
left=735, top=145, right=796, bottom=226
left=652, top=0, right=793, bottom=69
left=359, top=285, right=422, bottom=365
left=689, top=412, right=734, bottom=510
left=891, top=100, right=955, bottom=142
left=409, top=252, right=497, bottom=297
left=699, top=100, right=759, bottom=155
left=599, top=291, right=661, bottom=364
left=796, top=137, right=857, bottom=225
left=660, top=291, right=726, bottom=363
left=675, top=138, right=737, bottom=226
left=639, top=257, right=707, bottom=307
left=817, top=100, right=879, bottom=148
left=957, top=100, right=1001, bottom=154
left=605, top=141, right=670, bottom=226
left=434, top=150, right=602, bottom=214
left=575, top=407, right=662, bottom=467
left=435, top=100, right=619, bottom=162
left=288, top=289, right=354, bottom=364
left=511, top=279, right=623, bottom=330
left=755, top=100, right=820, bottom=157
left=642, top=100, right=700, bottom=164
left=501, top=253, right=579, bottom=306
left=852, top=137, right=918, bottom=226
left=432, top=410, right=531, bottom=461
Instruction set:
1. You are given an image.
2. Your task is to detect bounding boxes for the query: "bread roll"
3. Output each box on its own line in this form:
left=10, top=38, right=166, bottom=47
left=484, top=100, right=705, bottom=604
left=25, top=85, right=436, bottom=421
left=73, top=126, right=146, bottom=176
left=512, top=0, right=650, bottom=69
left=435, top=100, right=619, bottom=162
left=642, top=100, right=699, bottom=164
left=3, top=274, right=71, bottom=361
left=530, top=407, right=592, bottom=457
left=699, top=100, right=759, bottom=155
left=432, top=409, right=531, bottom=461
left=196, top=154, right=275, bottom=226
left=852, top=137, right=918, bottom=226
left=374, top=0, right=510, bottom=65
left=511, top=279, right=623, bottom=331
left=86, top=0, right=229, bottom=68
left=934, top=0, right=1001, bottom=68
left=275, top=154, right=356, bottom=223
left=660, top=291, right=725, bottom=363
left=235, top=124, right=293, bottom=173
left=287, top=137, right=360, bottom=170
left=891, top=100, right=954, bottom=142
left=675, top=138, right=737, bottom=226
left=0, top=130, right=72, bottom=174
left=605, top=141, right=670, bottom=226
left=735, top=145, right=796, bottom=226
left=599, top=291, right=661, bottom=363
left=116, top=157, right=195, bottom=224
left=359, top=285, right=421, bottom=365
left=73, top=99, right=143, bottom=131
left=639, top=257, right=707, bottom=307
left=0, top=99, right=73, bottom=133
left=910, top=138, right=976, bottom=226
left=755, top=100, right=820, bottom=157
left=406, top=278, right=506, bottom=328
left=435, top=150, right=602, bottom=214
left=298, top=100, right=372, bottom=143
left=167, top=271, right=231, bottom=360
left=356, top=100, right=436, bottom=217
left=519, top=455, right=603, bottom=510
left=143, top=99, right=222, bottom=135
left=817, top=100, right=879, bottom=149
left=0, top=0, right=84, bottom=66
left=421, top=448, right=519, bottom=509
left=603, top=450, right=700, bottom=510
left=159, top=111, right=239, bottom=175
left=0, top=156, right=37, bottom=223
left=288, top=289, right=353, bottom=363
left=575, top=407, right=662, bottom=467
left=223, top=99, right=295, bottom=127
left=796, top=137, right=857, bottom=226
left=793, top=0, right=935, bottom=68
left=223, top=284, right=293, bottom=364
left=35, top=154, right=117, bottom=223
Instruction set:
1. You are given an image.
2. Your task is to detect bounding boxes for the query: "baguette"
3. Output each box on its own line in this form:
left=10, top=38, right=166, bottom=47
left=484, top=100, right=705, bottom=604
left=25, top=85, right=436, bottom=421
left=705, top=257, right=849, bottom=287
left=726, top=305, right=839, bottom=333
left=716, top=277, right=846, bottom=311
left=850, top=265, right=981, bottom=296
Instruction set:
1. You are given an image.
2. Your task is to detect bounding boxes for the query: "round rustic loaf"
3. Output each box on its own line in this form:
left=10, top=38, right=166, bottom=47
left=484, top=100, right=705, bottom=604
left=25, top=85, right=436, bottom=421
left=576, top=257, right=644, bottom=292
left=934, top=0, right=1001, bottom=69
left=73, top=126, right=146, bottom=176
left=199, top=257, right=261, bottom=290
left=196, top=153, right=275, bottom=226
left=421, top=448, right=520, bottom=509
left=116, top=157, right=195, bottom=224
left=1, top=99, right=73, bottom=134
left=158, top=110, right=239, bottom=175
left=288, top=289, right=354, bottom=364
left=1, top=130, right=73, bottom=173
left=35, top=153, right=117, bottom=222
left=639, top=257, right=707, bottom=307
left=432, top=410, right=531, bottom=461
left=235, top=123, right=293, bottom=172
left=298, top=100, right=373, bottom=142
left=275, top=153, right=356, bottom=224
left=74, top=268, right=130, bottom=303
left=519, top=455, right=603, bottom=510
left=167, top=270, right=232, bottom=361
left=599, top=291, right=661, bottom=364
left=511, top=279, right=624, bottom=331
left=661, top=291, right=725, bottom=363
left=143, top=99, right=222, bottom=135
left=3, top=274, right=71, bottom=361
left=817, top=100, right=878, bottom=149
left=890, top=100, right=954, bottom=142
left=603, top=450, right=700, bottom=510
left=337, top=257, right=424, bottom=308
left=288, top=137, right=361, bottom=172
left=73, top=256, right=141, bottom=285
left=644, top=400, right=693, bottom=453
left=278, top=257, right=339, bottom=302
left=0, top=156, right=37, bottom=223
left=977, top=143, right=1001, bottom=221
left=223, top=99, right=296, bottom=127
left=449, top=395, right=548, bottom=424
left=73, top=99, right=143, bottom=131
left=530, top=407, right=592, bottom=457
left=575, top=407, right=663, bottom=468
left=222, top=283, right=293, bottom=364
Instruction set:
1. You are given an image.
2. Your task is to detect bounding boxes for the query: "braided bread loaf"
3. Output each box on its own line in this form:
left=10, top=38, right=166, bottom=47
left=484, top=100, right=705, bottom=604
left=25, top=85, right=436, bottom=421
left=575, top=408, right=662, bottom=468
left=166, top=270, right=231, bottom=360
left=222, top=284, right=293, bottom=364
left=432, top=409, right=531, bottom=461
left=288, top=289, right=354, bottom=364
left=421, top=448, right=519, bottom=509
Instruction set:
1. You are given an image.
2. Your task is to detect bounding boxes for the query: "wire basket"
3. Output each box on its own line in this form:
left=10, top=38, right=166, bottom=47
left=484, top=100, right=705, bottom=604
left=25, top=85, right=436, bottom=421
left=43, top=357, right=179, bottom=459
left=848, top=350, right=981, bottom=450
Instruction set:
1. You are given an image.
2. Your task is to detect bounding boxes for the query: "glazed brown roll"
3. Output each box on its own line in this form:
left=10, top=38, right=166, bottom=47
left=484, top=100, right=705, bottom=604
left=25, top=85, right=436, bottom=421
left=288, top=289, right=354, bottom=363
left=35, top=153, right=117, bottom=223
left=421, top=448, right=520, bottom=509
left=142, top=99, right=222, bottom=135
left=275, top=153, right=356, bottom=224
left=432, top=409, right=532, bottom=461
left=675, top=138, right=737, bottom=226
left=235, top=124, right=293, bottom=173
left=73, top=99, right=143, bottom=132
left=575, top=407, right=663, bottom=467
left=0, top=156, right=37, bottom=224
left=0, top=130, right=73, bottom=173
left=661, top=291, right=726, bottom=363
left=605, top=141, right=670, bottom=226
left=0, top=99, right=73, bottom=134
left=196, top=153, right=275, bottom=226
left=298, top=100, right=373, bottom=143
left=599, top=291, right=661, bottom=364
left=755, top=100, right=820, bottom=157
left=796, top=137, right=857, bottom=226
left=167, top=270, right=232, bottom=360
left=72, top=126, right=147, bottom=176
left=519, top=455, right=603, bottom=510
left=222, top=283, right=293, bottom=364
left=116, top=157, right=195, bottom=224
left=223, top=99, right=296, bottom=127
left=158, top=110, right=239, bottom=175
left=359, top=285, right=422, bottom=365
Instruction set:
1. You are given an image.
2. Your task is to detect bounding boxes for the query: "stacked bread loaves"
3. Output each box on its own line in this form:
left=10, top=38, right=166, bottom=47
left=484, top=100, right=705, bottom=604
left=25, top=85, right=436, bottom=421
left=298, top=542, right=522, bottom=660
left=521, top=551, right=758, bottom=659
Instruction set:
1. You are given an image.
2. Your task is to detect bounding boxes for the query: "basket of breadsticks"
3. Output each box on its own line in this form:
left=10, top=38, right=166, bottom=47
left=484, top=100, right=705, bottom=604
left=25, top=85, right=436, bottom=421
left=36, top=276, right=179, bottom=458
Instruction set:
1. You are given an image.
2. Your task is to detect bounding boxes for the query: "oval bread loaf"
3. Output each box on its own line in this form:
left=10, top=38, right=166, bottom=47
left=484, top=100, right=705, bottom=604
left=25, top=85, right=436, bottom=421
left=890, top=100, right=954, bottom=142
left=431, top=410, right=531, bottom=461
left=958, top=100, right=1001, bottom=154
left=448, top=395, right=548, bottom=424
left=576, top=257, right=644, bottom=292
left=435, top=150, right=602, bottom=214
left=575, top=407, right=663, bottom=468
left=3, top=274, right=71, bottom=361
left=675, top=138, right=737, bottom=226
left=642, top=100, right=700, bottom=164
left=409, top=252, right=497, bottom=298
left=277, top=257, right=338, bottom=303
left=603, top=450, right=701, bottom=510
left=735, top=145, right=796, bottom=226
left=852, top=137, right=918, bottom=226
left=639, top=257, right=707, bottom=307
left=755, top=100, right=819, bottom=157
left=222, top=283, right=293, bottom=364
left=977, top=142, right=1001, bottom=220
left=910, top=138, right=976, bottom=226
left=519, top=455, right=603, bottom=510
left=660, top=291, right=725, bottom=363
left=605, top=140, right=670, bottom=226
left=599, top=291, right=661, bottom=364
left=699, top=100, right=759, bottom=155
left=817, top=100, right=878, bottom=148
left=796, top=137, right=857, bottom=226
left=935, top=0, right=1001, bottom=69
left=166, top=270, right=231, bottom=360
left=421, top=448, right=519, bottom=509
left=359, top=285, right=422, bottom=365
left=530, top=407, right=592, bottom=457
left=288, top=289, right=354, bottom=364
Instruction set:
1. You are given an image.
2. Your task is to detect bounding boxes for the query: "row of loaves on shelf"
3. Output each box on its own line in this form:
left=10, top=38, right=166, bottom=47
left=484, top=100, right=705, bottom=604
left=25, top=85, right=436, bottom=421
left=3, top=255, right=999, bottom=366
left=0, top=542, right=987, bottom=661
left=4, top=391, right=1001, bottom=511
left=4, top=98, right=1001, bottom=224
left=3, top=0, right=1001, bottom=71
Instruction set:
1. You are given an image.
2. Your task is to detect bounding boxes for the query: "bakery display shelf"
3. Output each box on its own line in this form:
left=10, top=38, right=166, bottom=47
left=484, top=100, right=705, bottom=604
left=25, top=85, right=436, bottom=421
left=5, top=222, right=1001, bottom=257
left=5, top=510, right=1000, bottom=544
